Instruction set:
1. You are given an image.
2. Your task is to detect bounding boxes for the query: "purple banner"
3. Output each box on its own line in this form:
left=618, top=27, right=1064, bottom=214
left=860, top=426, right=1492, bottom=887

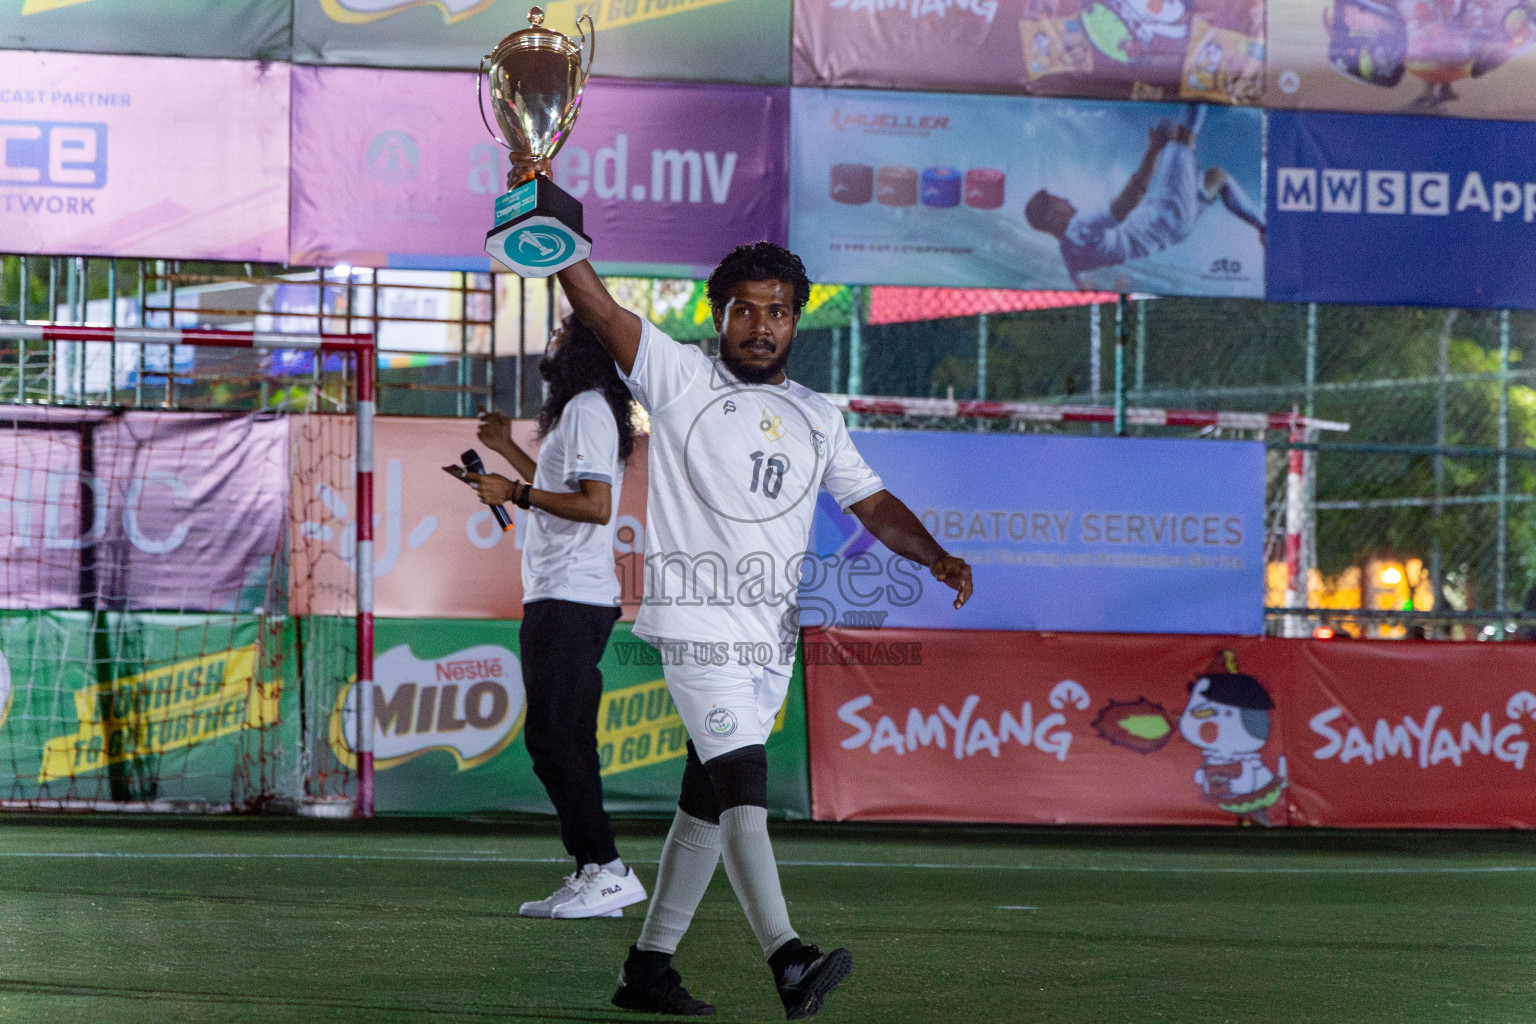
left=0, top=52, right=289, bottom=262
left=0, top=408, right=288, bottom=613
left=291, top=68, right=789, bottom=276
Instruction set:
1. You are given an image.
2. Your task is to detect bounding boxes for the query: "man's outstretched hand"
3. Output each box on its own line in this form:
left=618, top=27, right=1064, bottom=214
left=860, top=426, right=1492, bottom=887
left=930, top=555, right=973, bottom=609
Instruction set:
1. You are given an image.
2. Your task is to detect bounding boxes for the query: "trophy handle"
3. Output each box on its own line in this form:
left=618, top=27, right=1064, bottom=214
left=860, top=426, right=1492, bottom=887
left=561, top=13, right=595, bottom=133
left=476, top=54, right=509, bottom=152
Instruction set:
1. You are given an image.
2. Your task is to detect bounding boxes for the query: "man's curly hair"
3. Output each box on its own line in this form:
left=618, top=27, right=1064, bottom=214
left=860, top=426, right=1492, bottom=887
left=706, top=241, right=812, bottom=314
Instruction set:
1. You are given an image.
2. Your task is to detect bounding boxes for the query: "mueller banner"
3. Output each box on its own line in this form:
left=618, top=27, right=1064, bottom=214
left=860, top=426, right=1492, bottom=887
left=793, top=0, right=1264, bottom=105
left=323, top=619, right=811, bottom=817
left=802, top=431, right=1265, bottom=635
left=789, top=88, right=1265, bottom=296
left=293, top=0, right=790, bottom=83
left=0, top=52, right=289, bottom=262
left=289, top=416, right=649, bottom=619
left=290, top=68, right=788, bottom=275
left=1266, top=110, right=1536, bottom=308
left=1285, top=640, right=1536, bottom=827
left=0, top=0, right=290, bottom=60
left=805, top=627, right=1536, bottom=827
left=0, top=407, right=289, bottom=613
left=1266, top=0, right=1536, bottom=121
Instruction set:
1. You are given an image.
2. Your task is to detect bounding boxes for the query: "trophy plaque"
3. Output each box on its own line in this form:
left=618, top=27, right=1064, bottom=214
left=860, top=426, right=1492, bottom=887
left=479, top=7, right=594, bottom=277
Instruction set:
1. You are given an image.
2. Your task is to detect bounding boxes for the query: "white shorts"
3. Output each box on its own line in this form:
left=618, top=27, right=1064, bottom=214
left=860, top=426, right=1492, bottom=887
left=649, top=638, right=792, bottom=763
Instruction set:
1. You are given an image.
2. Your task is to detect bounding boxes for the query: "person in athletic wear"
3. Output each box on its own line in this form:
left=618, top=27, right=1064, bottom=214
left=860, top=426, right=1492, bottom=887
left=468, top=316, right=647, bottom=920
left=555, top=242, right=974, bottom=1019
left=1025, top=105, right=1264, bottom=287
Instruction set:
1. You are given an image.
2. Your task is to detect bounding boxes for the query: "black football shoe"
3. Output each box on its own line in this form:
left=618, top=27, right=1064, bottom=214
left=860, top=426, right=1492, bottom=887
left=771, top=939, right=853, bottom=1020
left=612, top=945, right=716, bottom=1016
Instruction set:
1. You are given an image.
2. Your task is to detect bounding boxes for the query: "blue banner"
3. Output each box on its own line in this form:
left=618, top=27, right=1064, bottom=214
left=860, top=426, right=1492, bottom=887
left=789, top=88, right=1265, bottom=297
left=804, top=432, right=1265, bottom=635
left=1267, top=110, right=1536, bottom=309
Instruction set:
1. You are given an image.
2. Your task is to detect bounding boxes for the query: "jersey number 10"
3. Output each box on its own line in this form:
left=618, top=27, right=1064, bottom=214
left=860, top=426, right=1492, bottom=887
left=748, top=451, right=788, bottom=499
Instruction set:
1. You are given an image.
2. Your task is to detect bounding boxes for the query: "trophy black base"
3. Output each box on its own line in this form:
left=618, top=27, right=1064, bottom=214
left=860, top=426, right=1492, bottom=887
left=485, top=175, right=592, bottom=278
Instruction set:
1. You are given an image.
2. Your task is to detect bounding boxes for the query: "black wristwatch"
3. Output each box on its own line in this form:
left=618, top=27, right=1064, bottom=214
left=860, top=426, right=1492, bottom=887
left=513, top=481, right=533, bottom=510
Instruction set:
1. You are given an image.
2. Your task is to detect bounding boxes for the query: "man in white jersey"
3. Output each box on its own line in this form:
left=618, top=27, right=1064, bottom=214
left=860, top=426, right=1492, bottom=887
left=469, top=316, right=646, bottom=920
left=555, top=242, right=973, bottom=1019
left=1024, top=105, right=1264, bottom=287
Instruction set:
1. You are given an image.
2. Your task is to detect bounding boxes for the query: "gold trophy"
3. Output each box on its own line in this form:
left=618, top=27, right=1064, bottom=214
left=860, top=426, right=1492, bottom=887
left=479, top=6, right=594, bottom=277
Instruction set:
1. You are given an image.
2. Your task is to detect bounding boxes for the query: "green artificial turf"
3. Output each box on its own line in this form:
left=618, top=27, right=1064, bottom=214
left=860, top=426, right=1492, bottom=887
left=0, top=816, right=1531, bottom=1023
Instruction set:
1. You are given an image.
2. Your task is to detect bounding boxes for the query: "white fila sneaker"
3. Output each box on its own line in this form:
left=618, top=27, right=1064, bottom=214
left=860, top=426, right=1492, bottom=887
left=550, top=864, right=648, bottom=919
left=518, top=870, right=585, bottom=918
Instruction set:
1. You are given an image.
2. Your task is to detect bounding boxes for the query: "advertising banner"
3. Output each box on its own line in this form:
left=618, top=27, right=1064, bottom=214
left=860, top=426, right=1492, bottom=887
left=806, top=628, right=1292, bottom=825
left=1284, top=640, right=1536, bottom=827
left=0, top=0, right=290, bottom=60
left=804, top=431, right=1266, bottom=635
left=1266, top=110, right=1536, bottom=308
left=793, top=0, right=1264, bottom=105
left=1265, top=0, right=1536, bottom=120
left=323, top=619, right=810, bottom=817
left=0, top=611, right=295, bottom=806
left=293, top=0, right=790, bottom=83
left=789, top=88, right=1264, bottom=296
left=0, top=52, right=289, bottom=262
left=0, top=407, right=289, bottom=613
left=289, top=415, right=649, bottom=619
left=805, top=627, right=1536, bottom=827
left=290, top=68, right=788, bottom=275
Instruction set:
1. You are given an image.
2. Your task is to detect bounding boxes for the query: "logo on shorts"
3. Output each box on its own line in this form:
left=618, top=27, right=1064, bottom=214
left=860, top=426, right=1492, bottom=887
left=705, top=707, right=739, bottom=737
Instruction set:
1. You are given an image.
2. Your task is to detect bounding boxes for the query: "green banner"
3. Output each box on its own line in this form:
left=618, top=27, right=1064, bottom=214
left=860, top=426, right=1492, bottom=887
left=293, top=0, right=789, bottom=83
left=0, top=0, right=290, bottom=59
left=336, top=619, right=809, bottom=817
left=605, top=278, right=856, bottom=342
left=0, top=611, right=297, bottom=806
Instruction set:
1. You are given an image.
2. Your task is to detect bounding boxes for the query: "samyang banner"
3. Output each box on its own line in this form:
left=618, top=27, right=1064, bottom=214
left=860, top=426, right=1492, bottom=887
left=805, top=627, right=1536, bottom=827
left=321, top=619, right=811, bottom=817
left=1265, top=0, right=1536, bottom=121
left=803, top=431, right=1266, bottom=635
left=0, top=0, right=290, bottom=60
left=290, top=68, right=788, bottom=275
left=793, top=0, right=1264, bottom=105
left=293, top=0, right=790, bottom=83
left=0, top=407, right=289, bottom=613
left=0, top=52, right=290, bottom=262
left=789, top=88, right=1265, bottom=296
left=289, top=416, right=649, bottom=619
left=1266, top=110, right=1536, bottom=308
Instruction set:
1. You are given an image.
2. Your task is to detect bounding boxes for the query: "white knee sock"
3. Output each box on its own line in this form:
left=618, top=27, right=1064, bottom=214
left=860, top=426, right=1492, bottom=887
left=636, top=810, right=721, bottom=956
left=719, top=804, right=798, bottom=960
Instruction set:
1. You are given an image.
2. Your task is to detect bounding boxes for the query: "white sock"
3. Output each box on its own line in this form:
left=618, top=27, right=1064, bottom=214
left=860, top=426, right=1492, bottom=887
left=636, top=810, right=721, bottom=955
left=719, top=804, right=798, bottom=960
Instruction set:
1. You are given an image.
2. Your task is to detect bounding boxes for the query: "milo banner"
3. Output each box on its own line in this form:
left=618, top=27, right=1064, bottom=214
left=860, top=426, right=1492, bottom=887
left=293, top=0, right=790, bottom=83
left=0, top=52, right=290, bottom=261
left=0, top=0, right=290, bottom=60
left=789, top=88, right=1265, bottom=296
left=805, top=627, right=1536, bottom=827
left=290, top=69, right=787, bottom=275
left=793, top=0, right=1264, bottom=105
left=324, top=619, right=811, bottom=817
left=1265, top=0, right=1536, bottom=120
left=0, top=611, right=296, bottom=806
left=805, top=431, right=1266, bottom=635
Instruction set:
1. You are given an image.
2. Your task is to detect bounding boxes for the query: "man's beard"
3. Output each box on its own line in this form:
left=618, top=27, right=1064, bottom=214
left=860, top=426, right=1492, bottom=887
left=720, top=339, right=792, bottom=385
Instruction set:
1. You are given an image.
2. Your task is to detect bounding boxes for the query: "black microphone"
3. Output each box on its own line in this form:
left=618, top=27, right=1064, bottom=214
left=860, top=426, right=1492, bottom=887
left=461, top=448, right=514, bottom=533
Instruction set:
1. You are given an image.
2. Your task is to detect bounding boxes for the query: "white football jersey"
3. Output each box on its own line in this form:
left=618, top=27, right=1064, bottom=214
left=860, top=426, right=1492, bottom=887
left=622, top=320, right=884, bottom=649
left=522, top=388, right=625, bottom=607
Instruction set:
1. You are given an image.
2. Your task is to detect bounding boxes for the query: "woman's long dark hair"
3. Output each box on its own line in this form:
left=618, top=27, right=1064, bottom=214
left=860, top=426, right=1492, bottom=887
left=538, top=315, right=635, bottom=463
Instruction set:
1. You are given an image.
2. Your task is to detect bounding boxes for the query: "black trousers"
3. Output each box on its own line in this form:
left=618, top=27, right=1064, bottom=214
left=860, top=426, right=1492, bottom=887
left=519, top=598, right=622, bottom=867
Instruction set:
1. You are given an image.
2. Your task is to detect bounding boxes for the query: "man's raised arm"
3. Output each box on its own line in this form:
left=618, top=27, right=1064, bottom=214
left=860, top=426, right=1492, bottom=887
left=1108, top=124, right=1171, bottom=224
left=555, top=260, right=644, bottom=376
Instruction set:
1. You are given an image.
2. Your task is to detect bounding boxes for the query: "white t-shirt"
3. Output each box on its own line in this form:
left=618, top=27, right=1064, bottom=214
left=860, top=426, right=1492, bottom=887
left=1059, top=141, right=1208, bottom=282
left=521, top=388, right=625, bottom=607
left=622, top=320, right=885, bottom=649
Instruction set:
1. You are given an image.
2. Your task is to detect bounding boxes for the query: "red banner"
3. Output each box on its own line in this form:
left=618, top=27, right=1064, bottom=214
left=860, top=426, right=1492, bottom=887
left=805, top=628, right=1536, bottom=827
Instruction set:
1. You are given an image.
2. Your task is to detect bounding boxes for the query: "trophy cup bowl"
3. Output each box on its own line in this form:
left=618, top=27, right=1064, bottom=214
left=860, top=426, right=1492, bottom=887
left=480, top=6, right=595, bottom=277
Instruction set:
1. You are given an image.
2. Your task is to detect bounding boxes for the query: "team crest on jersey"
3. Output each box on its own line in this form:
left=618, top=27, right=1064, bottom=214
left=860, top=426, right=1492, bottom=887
left=760, top=407, right=785, bottom=441
left=706, top=707, right=739, bottom=737
left=811, top=428, right=827, bottom=457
